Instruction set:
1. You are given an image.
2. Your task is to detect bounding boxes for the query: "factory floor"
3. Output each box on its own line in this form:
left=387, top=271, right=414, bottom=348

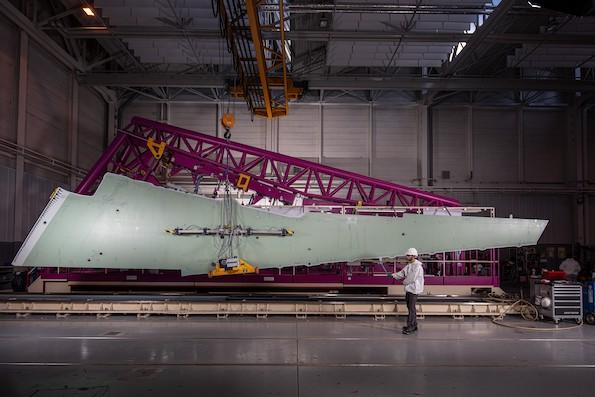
left=1, top=315, right=595, bottom=397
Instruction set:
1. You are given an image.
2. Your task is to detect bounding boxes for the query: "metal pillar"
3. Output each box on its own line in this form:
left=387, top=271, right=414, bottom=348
left=14, top=31, right=28, bottom=242
left=69, top=74, right=79, bottom=190
left=417, top=105, right=429, bottom=186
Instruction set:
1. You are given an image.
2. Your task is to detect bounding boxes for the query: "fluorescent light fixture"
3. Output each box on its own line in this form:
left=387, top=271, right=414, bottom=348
left=82, top=7, right=95, bottom=16
left=527, top=1, right=542, bottom=8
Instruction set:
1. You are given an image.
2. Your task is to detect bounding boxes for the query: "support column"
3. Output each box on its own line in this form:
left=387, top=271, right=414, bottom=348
left=319, top=103, right=324, bottom=164
left=106, top=100, right=117, bottom=144
left=14, top=31, right=28, bottom=242
left=427, top=106, right=434, bottom=186
left=216, top=102, right=221, bottom=138
left=467, top=105, right=474, bottom=181
left=569, top=101, right=585, bottom=245
left=583, top=106, right=592, bottom=245
left=275, top=117, right=280, bottom=153
left=368, top=103, right=373, bottom=177
left=417, top=104, right=429, bottom=186
left=517, top=107, right=524, bottom=182
left=159, top=102, right=170, bottom=123
left=69, top=74, right=79, bottom=190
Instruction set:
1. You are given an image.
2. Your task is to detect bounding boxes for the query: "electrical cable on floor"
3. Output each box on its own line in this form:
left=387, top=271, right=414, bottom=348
left=490, top=298, right=583, bottom=331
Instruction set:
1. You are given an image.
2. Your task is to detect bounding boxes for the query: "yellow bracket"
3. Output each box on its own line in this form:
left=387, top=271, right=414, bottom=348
left=236, top=173, right=251, bottom=192
left=208, top=259, right=259, bottom=277
left=147, top=137, right=166, bottom=160
left=49, top=187, right=60, bottom=199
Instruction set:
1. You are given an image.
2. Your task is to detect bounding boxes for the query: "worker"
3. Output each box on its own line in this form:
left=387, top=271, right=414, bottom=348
left=389, top=248, right=424, bottom=335
left=559, top=255, right=581, bottom=282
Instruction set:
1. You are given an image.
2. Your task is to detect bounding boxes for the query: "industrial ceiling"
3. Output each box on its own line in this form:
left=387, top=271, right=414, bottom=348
left=4, top=0, right=595, bottom=108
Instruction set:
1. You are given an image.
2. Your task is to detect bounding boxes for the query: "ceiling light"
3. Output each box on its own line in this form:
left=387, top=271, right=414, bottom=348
left=82, top=7, right=95, bottom=16
left=527, top=1, right=541, bottom=8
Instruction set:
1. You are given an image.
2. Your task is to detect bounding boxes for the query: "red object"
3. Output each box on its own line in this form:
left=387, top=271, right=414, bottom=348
left=542, top=270, right=567, bottom=281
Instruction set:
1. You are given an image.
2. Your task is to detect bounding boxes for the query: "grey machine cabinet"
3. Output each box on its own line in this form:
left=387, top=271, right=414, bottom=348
left=534, top=281, right=583, bottom=324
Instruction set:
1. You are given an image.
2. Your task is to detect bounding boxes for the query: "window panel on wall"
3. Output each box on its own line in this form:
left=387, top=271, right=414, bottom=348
left=373, top=106, right=418, bottom=182
left=322, top=106, right=369, bottom=175
left=279, top=105, right=320, bottom=162
left=78, top=87, right=106, bottom=170
left=170, top=103, right=217, bottom=136
left=523, top=109, right=565, bottom=183
left=121, top=102, right=160, bottom=125
left=433, top=107, right=468, bottom=183
left=473, top=109, right=518, bottom=182
left=0, top=15, right=18, bottom=142
left=25, top=43, right=69, bottom=162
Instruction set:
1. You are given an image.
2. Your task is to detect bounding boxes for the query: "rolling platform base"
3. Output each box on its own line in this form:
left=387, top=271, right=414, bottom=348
left=0, top=294, right=517, bottom=320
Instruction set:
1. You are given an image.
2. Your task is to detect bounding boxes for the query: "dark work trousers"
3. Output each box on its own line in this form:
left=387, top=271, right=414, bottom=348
left=405, top=292, right=418, bottom=329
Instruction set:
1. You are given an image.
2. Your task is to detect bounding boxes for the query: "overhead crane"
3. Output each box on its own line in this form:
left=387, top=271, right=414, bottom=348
left=214, top=0, right=302, bottom=118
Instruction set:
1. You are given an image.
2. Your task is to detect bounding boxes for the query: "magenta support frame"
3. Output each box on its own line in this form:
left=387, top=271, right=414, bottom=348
left=76, top=117, right=460, bottom=207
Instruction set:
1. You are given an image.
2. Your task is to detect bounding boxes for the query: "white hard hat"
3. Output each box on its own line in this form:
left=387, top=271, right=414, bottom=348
left=405, top=248, right=418, bottom=257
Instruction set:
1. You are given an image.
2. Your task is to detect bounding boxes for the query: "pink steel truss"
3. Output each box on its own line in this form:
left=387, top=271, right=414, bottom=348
left=77, top=117, right=459, bottom=207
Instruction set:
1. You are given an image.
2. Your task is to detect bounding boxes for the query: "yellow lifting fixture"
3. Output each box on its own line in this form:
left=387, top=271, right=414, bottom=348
left=208, top=257, right=259, bottom=277
left=146, top=137, right=166, bottom=160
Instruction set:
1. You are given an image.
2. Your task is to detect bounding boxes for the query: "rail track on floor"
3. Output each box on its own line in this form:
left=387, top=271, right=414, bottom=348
left=0, top=293, right=520, bottom=319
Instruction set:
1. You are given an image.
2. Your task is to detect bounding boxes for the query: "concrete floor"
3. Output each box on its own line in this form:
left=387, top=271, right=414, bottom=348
left=1, top=315, right=595, bottom=397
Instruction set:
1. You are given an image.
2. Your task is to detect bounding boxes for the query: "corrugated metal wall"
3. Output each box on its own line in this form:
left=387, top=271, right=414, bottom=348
left=22, top=172, right=67, bottom=233
left=0, top=15, right=18, bottom=143
left=0, top=166, right=16, bottom=241
left=589, top=196, right=595, bottom=246
left=588, top=107, right=594, bottom=245
left=373, top=106, right=419, bottom=182
left=0, top=16, right=107, bottom=243
left=78, top=87, right=106, bottom=170
left=25, top=42, right=70, bottom=162
left=523, top=109, right=566, bottom=183
left=279, top=105, right=320, bottom=162
left=323, top=105, right=369, bottom=175
left=477, top=193, right=573, bottom=245
left=473, top=108, right=519, bottom=183
left=121, top=102, right=160, bottom=124
left=588, top=107, right=595, bottom=184
left=433, top=107, right=469, bottom=182
left=229, top=107, right=267, bottom=149
left=169, top=103, right=217, bottom=136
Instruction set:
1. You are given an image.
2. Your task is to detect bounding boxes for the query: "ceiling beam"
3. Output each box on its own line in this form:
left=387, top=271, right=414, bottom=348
left=0, top=1, right=83, bottom=71
left=309, top=77, right=595, bottom=91
left=423, top=0, right=516, bottom=105
left=79, top=73, right=228, bottom=88
left=59, top=27, right=595, bottom=45
left=79, top=72, right=595, bottom=92
left=440, top=0, right=516, bottom=75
